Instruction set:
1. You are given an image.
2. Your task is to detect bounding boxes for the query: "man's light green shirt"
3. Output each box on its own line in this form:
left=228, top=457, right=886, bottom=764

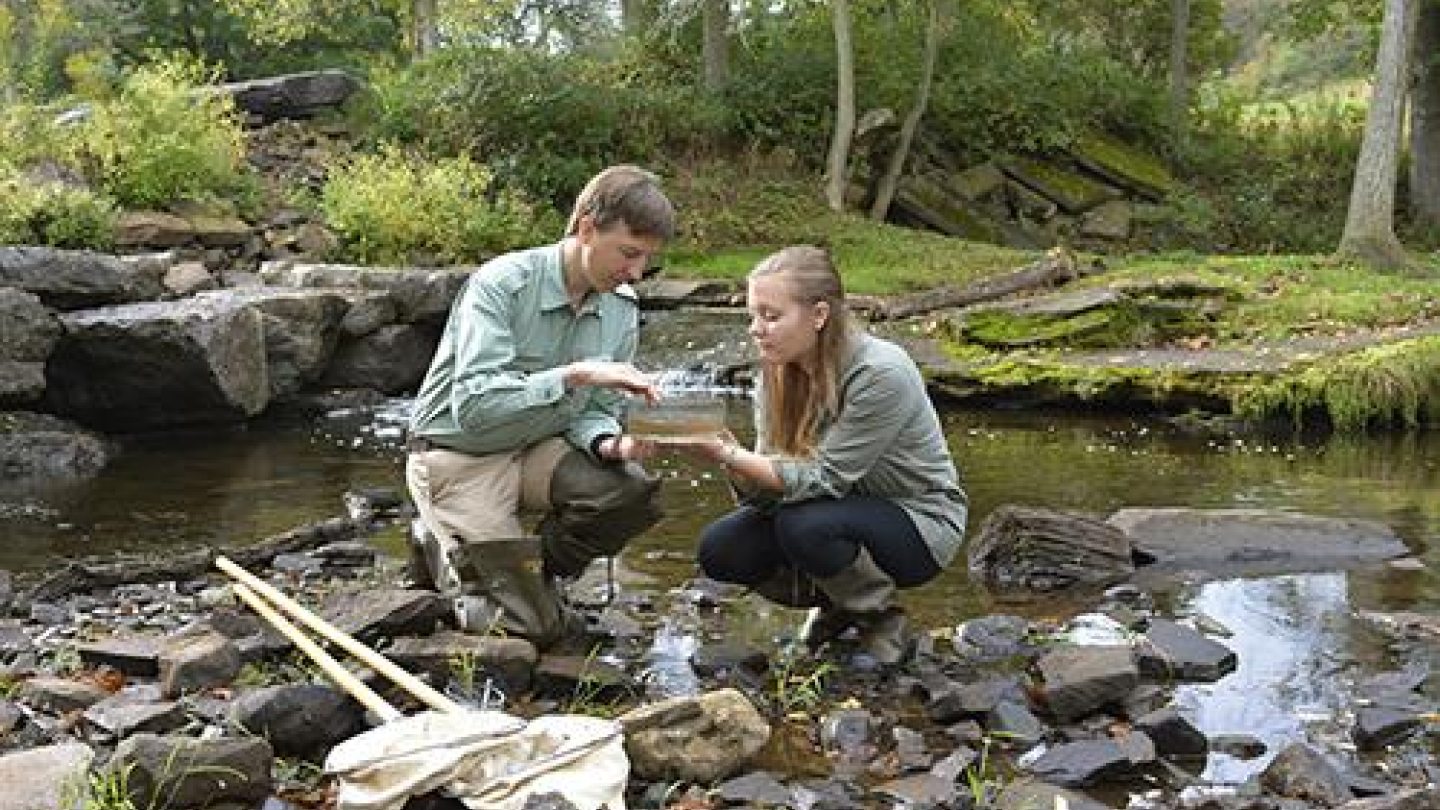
left=409, top=243, right=639, bottom=456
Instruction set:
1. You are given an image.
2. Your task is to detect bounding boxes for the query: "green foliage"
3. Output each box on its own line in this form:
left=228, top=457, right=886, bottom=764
left=767, top=656, right=833, bottom=717
left=1234, top=337, right=1440, bottom=431
left=0, top=167, right=117, bottom=248
left=322, top=143, right=555, bottom=265
left=355, top=46, right=730, bottom=205
left=67, top=763, right=139, bottom=810
left=75, top=58, right=254, bottom=208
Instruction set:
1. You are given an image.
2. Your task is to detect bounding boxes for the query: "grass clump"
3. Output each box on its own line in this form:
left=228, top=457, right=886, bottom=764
left=321, top=143, right=557, bottom=266
left=1234, top=337, right=1440, bottom=432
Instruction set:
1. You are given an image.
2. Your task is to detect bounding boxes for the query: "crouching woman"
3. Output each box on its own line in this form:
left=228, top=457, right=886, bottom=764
left=674, top=245, right=967, bottom=666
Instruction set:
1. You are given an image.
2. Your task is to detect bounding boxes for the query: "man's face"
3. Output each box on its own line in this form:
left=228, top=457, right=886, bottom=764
left=577, top=218, right=664, bottom=292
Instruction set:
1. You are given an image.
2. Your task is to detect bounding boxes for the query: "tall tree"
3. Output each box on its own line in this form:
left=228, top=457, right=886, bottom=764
left=870, top=0, right=942, bottom=220
left=702, top=0, right=729, bottom=91
left=1410, top=0, right=1440, bottom=227
left=825, top=0, right=856, bottom=212
left=1337, top=0, right=1417, bottom=268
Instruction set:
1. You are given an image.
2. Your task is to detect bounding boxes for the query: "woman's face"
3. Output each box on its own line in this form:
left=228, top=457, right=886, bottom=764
left=746, top=273, right=829, bottom=366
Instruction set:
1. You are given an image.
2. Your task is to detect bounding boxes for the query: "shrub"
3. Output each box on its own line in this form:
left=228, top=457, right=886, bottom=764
left=75, top=58, right=253, bottom=208
left=0, top=165, right=117, bottom=249
left=321, top=143, right=556, bottom=266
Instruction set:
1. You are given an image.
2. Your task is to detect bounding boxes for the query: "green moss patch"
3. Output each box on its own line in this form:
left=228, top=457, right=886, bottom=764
left=1069, top=132, right=1177, bottom=201
left=1234, top=337, right=1440, bottom=431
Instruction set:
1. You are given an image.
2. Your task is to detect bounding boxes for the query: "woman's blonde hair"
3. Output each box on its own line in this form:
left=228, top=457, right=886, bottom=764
left=751, top=245, right=854, bottom=456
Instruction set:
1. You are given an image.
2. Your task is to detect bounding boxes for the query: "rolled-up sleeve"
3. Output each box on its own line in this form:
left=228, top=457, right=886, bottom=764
left=450, top=277, right=570, bottom=430
left=564, top=320, right=635, bottom=455
left=772, top=362, right=910, bottom=503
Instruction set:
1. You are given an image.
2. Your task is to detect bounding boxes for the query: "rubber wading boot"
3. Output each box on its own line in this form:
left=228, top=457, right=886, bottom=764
left=452, top=537, right=582, bottom=650
left=404, top=519, right=438, bottom=591
left=811, top=547, right=914, bottom=667
left=748, top=568, right=855, bottom=653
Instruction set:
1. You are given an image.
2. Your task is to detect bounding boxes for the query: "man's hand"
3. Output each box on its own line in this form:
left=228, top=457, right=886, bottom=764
left=565, top=360, right=659, bottom=404
left=595, top=434, right=656, bottom=462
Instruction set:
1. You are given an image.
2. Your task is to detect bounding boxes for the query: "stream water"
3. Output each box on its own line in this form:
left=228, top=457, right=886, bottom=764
left=2, top=311, right=1438, bottom=790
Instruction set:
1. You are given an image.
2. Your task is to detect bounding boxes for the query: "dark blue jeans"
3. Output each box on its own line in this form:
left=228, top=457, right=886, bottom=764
left=697, top=496, right=940, bottom=588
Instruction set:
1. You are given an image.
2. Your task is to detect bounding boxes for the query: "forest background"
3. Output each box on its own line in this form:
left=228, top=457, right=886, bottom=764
left=0, top=0, right=1436, bottom=277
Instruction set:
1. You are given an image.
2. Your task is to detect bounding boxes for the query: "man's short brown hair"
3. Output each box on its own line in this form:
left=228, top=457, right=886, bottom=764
left=566, top=165, right=676, bottom=240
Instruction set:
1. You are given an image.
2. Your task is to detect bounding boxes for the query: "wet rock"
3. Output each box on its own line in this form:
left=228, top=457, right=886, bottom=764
left=321, top=323, right=439, bottom=395
left=1337, top=788, right=1440, bottom=809
left=220, top=69, right=362, bottom=122
left=952, top=614, right=1037, bottom=661
left=1135, top=619, right=1237, bottom=682
left=1133, top=706, right=1208, bottom=760
left=872, top=773, right=959, bottom=807
left=1211, top=733, right=1266, bottom=760
left=929, top=674, right=1028, bottom=725
left=533, top=654, right=631, bottom=701
left=893, top=726, right=932, bottom=773
left=271, top=552, right=325, bottom=576
left=0, top=623, right=31, bottom=661
left=19, top=676, right=111, bottom=713
left=0, top=246, right=165, bottom=309
left=320, top=588, right=448, bottom=641
left=993, top=778, right=1111, bottom=810
left=518, top=793, right=580, bottom=810
left=0, top=412, right=112, bottom=480
left=195, top=607, right=266, bottom=640
left=384, top=631, right=537, bottom=696
left=1023, top=738, right=1136, bottom=787
left=1110, top=507, right=1409, bottom=581
left=230, top=684, right=365, bottom=760
left=716, top=770, right=792, bottom=806
left=788, top=778, right=865, bottom=810
left=1259, top=743, right=1353, bottom=807
left=691, top=640, right=769, bottom=678
left=967, top=505, right=1135, bottom=591
left=1036, top=645, right=1139, bottom=722
left=159, top=629, right=241, bottom=698
left=47, top=296, right=269, bottom=431
left=109, top=733, right=272, bottom=808
left=84, top=695, right=187, bottom=739
left=620, top=688, right=770, bottom=782
left=1351, top=705, right=1425, bottom=751
left=0, top=700, right=49, bottom=752
left=76, top=633, right=163, bottom=676
left=987, top=699, right=1046, bottom=748
left=0, top=742, right=94, bottom=810
left=819, top=708, right=876, bottom=759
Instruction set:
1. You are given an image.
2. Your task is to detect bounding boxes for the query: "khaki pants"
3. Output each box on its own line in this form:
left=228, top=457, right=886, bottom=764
left=405, top=437, right=662, bottom=588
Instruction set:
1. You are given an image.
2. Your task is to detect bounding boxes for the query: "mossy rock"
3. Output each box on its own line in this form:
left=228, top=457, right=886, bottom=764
left=1002, top=157, right=1123, bottom=215
left=953, top=288, right=1216, bottom=349
left=897, top=174, right=1005, bottom=244
left=1068, top=132, right=1177, bottom=202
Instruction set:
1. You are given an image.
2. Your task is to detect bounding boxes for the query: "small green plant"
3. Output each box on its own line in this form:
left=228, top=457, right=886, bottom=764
left=63, top=763, right=139, bottom=810
left=564, top=645, right=627, bottom=718
left=321, top=142, right=554, bottom=266
left=963, top=732, right=1021, bottom=808
left=768, top=655, right=834, bottom=717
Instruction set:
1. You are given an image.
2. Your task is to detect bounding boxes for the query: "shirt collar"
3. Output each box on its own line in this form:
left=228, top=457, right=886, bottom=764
left=541, top=239, right=596, bottom=312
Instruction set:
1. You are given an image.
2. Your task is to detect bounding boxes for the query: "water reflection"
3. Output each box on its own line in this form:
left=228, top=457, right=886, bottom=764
left=4, top=397, right=1439, bottom=786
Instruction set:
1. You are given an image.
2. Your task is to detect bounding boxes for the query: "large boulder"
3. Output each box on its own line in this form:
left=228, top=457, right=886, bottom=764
left=216, top=69, right=363, bottom=121
left=0, top=411, right=112, bottom=480
left=0, top=289, right=61, bottom=408
left=197, top=287, right=349, bottom=400
left=259, top=260, right=474, bottom=324
left=0, top=246, right=167, bottom=309
left=45, top=296, right=269, bottom=431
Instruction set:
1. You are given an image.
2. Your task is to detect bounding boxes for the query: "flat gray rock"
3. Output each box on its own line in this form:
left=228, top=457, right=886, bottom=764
left=1110, top=508, right=1409, bottom=582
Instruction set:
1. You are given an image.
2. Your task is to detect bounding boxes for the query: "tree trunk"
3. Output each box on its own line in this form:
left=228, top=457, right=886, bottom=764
left=412, top=0, right=440, bottom=58
left=870, top=0, right=942, bottom=220
left=1410, top=0, right=1440, bottom=227
left=621, top=0, right=654, bottom=35
left=825, top=0, right=857, bottom=212
left=702, top=0, right=729, bottom=92
left=1169, top=0, right=1190, bottom=130
left=1337, top=0, right=1416, bottom=269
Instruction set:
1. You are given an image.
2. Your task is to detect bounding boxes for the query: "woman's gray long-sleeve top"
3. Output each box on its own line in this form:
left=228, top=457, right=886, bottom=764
left=750, top=332, right=968, bottom=568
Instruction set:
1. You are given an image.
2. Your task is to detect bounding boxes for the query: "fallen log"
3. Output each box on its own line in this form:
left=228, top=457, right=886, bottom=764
left=19, top=515, right=367, bottom=604
left=868, top=246, right=1098, bottom=321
